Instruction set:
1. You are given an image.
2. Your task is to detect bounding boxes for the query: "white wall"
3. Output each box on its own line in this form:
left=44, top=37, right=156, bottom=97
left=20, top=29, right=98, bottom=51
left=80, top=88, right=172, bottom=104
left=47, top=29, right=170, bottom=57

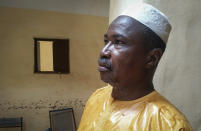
left=110, top=0, right=201, bottom=130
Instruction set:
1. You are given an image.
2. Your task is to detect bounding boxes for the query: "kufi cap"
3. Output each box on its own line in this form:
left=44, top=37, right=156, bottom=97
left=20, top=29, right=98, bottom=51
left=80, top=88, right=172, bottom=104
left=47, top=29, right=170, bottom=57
left=120, top=2, right=172, bottom=44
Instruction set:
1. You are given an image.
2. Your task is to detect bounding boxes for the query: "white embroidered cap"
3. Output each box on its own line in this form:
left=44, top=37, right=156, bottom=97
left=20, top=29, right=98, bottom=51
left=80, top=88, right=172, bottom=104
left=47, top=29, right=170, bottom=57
left=120, top=2, right=172, bottom=44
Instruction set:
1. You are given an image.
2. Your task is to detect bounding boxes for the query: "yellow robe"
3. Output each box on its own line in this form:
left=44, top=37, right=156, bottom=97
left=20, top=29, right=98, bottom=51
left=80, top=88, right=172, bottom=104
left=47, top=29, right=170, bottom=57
left=78, top=85, right=192, bottom=131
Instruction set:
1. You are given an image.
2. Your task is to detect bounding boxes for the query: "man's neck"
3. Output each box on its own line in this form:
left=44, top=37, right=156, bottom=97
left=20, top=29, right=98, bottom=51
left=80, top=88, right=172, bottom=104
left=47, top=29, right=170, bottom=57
left=110, top=81, right=154, bottom=101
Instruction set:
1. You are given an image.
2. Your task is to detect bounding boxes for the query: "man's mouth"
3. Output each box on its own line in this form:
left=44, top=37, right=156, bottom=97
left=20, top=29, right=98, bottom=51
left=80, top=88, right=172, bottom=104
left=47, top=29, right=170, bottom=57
left=98, top=66, right=110, bottom=72
left=98, top=58, right=112, bottom=72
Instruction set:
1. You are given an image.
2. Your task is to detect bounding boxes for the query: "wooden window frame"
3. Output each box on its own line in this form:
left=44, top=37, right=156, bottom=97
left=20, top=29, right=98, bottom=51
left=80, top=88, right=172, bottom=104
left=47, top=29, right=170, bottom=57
left=34, top=38, right=70, bottom=74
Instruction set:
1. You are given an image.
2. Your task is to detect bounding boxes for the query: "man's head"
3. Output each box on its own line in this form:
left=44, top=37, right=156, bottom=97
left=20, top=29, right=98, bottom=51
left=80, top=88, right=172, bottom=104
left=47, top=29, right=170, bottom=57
left=98, top=2, right=171, bottom=89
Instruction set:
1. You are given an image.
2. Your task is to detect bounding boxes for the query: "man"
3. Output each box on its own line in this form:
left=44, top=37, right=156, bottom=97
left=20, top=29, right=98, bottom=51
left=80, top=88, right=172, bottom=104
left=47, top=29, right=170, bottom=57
left=78, top=2, right=192, bottom=131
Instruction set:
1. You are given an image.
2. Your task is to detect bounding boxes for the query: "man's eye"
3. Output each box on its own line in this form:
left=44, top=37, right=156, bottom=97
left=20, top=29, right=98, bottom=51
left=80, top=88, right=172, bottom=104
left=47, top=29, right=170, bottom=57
left=114, top=40, right=125, bottom=45
left=104, top=40, right=108, bottom=45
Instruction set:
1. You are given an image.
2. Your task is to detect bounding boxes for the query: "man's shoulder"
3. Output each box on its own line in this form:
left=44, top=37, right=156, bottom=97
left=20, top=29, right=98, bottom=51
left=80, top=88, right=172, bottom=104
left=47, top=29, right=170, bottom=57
left=149, top=91, right=186, bottom=117
left=148, top=91, right=192, bottom=130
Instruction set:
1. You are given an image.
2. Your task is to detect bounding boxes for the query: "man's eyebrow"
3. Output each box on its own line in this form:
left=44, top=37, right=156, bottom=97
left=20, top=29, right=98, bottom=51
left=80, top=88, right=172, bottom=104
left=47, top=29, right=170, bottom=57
left=113, top=34, right=125, bottom=38
left=104, top=34, right=126, bottom=38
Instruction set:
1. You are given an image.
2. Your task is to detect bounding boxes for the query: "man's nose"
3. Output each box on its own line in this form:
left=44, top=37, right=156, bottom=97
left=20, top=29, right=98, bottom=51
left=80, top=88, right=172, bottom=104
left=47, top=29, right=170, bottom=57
left=100, top=41, right=112, bottom=58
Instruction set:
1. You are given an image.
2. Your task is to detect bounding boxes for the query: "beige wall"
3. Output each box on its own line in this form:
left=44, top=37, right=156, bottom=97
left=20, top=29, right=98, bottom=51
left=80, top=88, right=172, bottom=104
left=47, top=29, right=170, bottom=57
left=0, top=0, right=110, bottom=17
left=110, top=0, right=201, bottom=130
left=0, top=7, right=108, bottom=131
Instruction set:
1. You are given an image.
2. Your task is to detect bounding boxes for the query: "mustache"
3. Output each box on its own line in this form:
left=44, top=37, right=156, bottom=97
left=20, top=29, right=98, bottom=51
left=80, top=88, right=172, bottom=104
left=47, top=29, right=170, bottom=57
left=98, top=58, right=112, bottom=70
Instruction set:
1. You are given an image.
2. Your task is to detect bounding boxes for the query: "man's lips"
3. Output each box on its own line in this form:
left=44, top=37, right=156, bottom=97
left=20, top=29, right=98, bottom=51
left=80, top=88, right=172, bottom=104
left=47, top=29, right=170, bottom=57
left=98, top=66, right=110, bottom=72
left=98, top=58, right=112, bottom=72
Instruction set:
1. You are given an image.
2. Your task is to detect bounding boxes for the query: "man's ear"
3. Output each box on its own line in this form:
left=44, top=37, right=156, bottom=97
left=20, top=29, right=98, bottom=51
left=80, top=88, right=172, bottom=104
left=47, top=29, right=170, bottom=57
left=145, top=48, right=163, bottom=69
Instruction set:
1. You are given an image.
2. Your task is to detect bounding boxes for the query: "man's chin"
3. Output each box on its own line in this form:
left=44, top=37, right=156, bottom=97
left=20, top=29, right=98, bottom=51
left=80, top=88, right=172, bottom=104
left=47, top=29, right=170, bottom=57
left=100, top=76, right=110, bottom=83
left=100, top=73, right=112, bottom=83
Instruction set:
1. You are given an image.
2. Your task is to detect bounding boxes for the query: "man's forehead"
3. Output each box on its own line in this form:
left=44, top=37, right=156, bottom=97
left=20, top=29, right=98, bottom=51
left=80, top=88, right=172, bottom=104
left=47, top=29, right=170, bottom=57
left=106, top=16, right=145, bottom=38
left=110, top=16, right=135, bottom=29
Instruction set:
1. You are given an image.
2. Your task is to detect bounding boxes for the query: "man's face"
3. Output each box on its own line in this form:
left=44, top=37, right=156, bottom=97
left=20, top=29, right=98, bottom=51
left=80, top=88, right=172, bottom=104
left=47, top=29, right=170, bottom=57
left=98, top=16, right=149, bottom=87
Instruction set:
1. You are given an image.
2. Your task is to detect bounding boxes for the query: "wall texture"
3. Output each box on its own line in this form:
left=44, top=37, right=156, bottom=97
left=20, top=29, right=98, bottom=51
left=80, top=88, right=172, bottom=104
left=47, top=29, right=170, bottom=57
left=110, top=0, right=201, bottom=130
left=0, top=7, right=108, bottom=131
left=0, top=0, right=109, bottom=17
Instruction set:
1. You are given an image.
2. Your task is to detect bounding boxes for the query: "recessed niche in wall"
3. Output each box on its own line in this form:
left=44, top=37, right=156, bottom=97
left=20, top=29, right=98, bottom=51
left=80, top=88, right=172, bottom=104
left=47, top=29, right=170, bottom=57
left=34, top=38, right=69, bottom=74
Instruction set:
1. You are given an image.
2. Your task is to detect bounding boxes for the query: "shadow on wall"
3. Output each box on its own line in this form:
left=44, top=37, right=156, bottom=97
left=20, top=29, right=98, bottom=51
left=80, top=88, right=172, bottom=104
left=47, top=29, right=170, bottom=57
left=185, top=16, right=201, bottom=131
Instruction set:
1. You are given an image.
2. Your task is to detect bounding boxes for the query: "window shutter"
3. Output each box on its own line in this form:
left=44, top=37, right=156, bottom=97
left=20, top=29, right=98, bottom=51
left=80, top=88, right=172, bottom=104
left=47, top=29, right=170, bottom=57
left=53, top=39, right=69, bottom=73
